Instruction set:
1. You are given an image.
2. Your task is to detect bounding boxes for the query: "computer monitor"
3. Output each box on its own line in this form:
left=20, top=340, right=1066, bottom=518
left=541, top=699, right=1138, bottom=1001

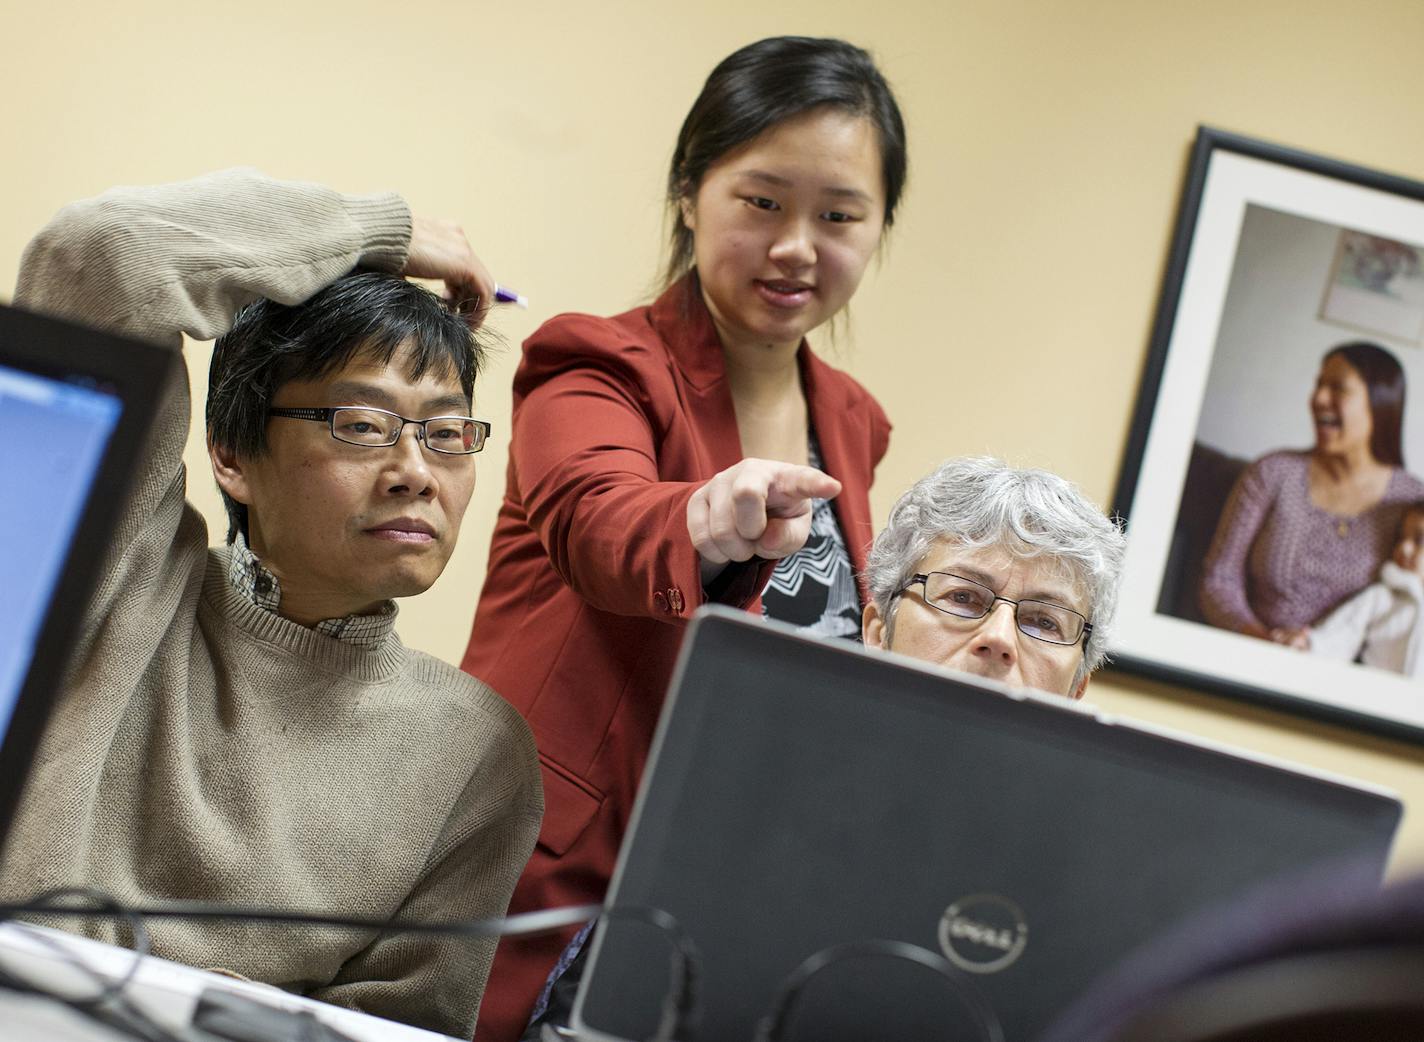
left=0, top=303, right=175, bottom=862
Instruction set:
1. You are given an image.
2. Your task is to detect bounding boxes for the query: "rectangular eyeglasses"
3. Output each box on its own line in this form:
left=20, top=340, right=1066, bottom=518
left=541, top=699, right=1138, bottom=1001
left=267, top=406, right=490, bottom=455
left=899, top=571, right=1092, bottom=647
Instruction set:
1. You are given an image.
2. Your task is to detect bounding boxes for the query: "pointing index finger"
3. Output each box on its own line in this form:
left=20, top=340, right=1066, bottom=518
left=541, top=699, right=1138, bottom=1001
left=768, top=465, right=842, bottom=515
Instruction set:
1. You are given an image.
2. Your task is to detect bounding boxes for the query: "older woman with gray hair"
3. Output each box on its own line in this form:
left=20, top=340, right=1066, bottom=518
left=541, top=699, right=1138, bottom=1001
left=862, top=457, right=1126, bottom=698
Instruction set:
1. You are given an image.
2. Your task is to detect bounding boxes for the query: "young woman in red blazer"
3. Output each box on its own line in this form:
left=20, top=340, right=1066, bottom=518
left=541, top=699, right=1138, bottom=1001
left=464, top=36, right=908, bottom=1041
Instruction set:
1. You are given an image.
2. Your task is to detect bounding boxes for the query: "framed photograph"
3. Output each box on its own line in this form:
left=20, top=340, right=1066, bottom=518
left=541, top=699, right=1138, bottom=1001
left=1111, top=126, right=1424, bottom=738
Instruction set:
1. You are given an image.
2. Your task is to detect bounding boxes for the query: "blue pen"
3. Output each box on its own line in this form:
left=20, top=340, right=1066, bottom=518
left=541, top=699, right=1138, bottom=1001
left=494, top=284, right=528, bottom=308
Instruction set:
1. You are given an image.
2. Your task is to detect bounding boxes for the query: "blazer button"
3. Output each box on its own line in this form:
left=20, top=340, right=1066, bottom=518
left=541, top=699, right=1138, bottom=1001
left=668, top=588, right=684, bottom=613
left=653, top=591, right=669, bottom=614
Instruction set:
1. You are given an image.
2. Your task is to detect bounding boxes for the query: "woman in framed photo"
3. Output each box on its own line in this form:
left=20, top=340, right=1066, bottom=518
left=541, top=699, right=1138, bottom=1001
left=1200, top=340, right=1424, bottom=646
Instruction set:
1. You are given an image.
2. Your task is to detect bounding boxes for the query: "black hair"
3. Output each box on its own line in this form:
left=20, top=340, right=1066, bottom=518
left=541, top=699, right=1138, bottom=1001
left=1323, top=340, right=1407, bottom=468
left=662, top=36, right=908, bottom=287
left=205, top=270, right=482, bottom=543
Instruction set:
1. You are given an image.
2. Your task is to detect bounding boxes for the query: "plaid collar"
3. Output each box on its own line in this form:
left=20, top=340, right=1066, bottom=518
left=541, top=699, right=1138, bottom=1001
left=226, top=532, right=398, bottom=648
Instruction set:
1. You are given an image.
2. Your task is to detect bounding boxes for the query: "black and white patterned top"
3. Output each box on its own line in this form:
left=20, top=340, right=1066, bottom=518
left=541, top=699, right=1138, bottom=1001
left=225, top=531, right=398, bottom=647
left=760, top=433, right=863, bottom=640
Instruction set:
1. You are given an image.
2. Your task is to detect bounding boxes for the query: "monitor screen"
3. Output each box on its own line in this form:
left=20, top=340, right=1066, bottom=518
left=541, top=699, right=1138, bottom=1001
left=0, top=362, right=122, bottom=740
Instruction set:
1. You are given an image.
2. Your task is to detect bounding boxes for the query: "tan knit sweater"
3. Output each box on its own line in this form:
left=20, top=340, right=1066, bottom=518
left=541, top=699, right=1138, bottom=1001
left=1, top=169, right=542, bottom=1039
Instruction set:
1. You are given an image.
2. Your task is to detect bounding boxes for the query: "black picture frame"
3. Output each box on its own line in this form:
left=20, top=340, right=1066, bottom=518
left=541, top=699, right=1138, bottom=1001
left=1110, top=126, right=1424, bottom=740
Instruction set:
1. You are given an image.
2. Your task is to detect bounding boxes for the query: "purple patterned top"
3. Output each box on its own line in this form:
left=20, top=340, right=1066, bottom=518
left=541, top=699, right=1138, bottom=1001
left=1200, top=450, right=1424, bottom=633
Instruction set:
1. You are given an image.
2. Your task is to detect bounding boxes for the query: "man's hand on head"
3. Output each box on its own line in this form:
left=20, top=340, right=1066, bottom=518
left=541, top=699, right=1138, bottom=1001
left=404, top=216, right=496, bottom=328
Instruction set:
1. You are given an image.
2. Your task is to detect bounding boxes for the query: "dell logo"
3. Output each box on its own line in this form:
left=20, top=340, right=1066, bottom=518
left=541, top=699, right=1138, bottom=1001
left=946, top=916, right=1015, bottom=952
left=938, top=894, right=1028, bottom=974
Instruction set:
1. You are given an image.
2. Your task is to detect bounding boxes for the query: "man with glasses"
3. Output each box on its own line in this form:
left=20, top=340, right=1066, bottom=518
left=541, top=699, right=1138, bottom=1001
left=862, top=457, right=1125, bottom=699
left=3, top=170, right=541, bottom=1037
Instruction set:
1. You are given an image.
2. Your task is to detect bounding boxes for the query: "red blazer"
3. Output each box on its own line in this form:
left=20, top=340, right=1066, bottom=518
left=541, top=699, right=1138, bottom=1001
left=463, top=276, right=890, bottom=1041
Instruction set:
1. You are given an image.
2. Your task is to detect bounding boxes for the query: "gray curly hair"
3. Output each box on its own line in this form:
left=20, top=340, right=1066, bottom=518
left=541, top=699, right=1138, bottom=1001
left=865, top=457, right=1125, bottom=688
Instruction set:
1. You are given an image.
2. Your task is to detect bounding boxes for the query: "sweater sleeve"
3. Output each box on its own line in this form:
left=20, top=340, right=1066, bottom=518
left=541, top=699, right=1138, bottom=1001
left=1200, top=458, right=1274, bottom=635
left=309, top=690, right=543, bottom=1038
left=510, top=317, right=755, bottom=620
left=14, top=167, right=411, bottom=346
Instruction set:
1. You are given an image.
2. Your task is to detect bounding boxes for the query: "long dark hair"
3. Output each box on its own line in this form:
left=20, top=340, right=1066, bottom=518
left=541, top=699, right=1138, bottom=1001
left=662, top=36, right=908, bottom=288
left=1323, top=341, right=1407, bottom=467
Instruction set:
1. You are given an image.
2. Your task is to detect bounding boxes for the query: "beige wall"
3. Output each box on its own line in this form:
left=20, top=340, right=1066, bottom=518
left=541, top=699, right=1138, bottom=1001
left=5, top=0, right=1424, bottom=872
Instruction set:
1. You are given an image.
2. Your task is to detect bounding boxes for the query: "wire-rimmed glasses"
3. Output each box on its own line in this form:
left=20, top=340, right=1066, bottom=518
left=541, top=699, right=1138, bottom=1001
left=268, top=406, right=490, bottom=455
left=898, top=571, right=1092, bottom=647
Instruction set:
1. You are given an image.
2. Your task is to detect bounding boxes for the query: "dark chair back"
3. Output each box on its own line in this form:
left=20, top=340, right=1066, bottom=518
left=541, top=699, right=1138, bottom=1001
left=1036, top=860, right=1424, bottom=1042
left=1157, top=441, right=1248, bottom=622
left=1111, top=946, right=1424, bottom=1042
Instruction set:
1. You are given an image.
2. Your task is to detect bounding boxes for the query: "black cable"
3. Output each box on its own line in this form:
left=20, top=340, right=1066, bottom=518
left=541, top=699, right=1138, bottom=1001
left=0, top=956, right=197, bottom=1042
left=0, top=892, right=600, bottom=1042
left=751, top=938, right=1005, bottom=1042
left=0, top=896, right=604, bottom=941
left=18, top=887, right=154, bottom=1007
left=596, top=905, right=702, bottom=1042
left=0, top=892, right=702, bottom=1042
left=0, top=886, right=211, bottom=1041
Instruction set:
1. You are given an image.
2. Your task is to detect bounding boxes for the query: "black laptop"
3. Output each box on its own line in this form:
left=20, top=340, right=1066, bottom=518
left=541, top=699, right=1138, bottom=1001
left=572, top=608, right=1402, bottom=1042
left=0, top=303, right=175, bottom=864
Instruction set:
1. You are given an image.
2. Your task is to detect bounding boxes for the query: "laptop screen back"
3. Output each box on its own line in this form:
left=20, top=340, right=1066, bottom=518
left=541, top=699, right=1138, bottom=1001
left=574, top=609, right=1401, bottom=1042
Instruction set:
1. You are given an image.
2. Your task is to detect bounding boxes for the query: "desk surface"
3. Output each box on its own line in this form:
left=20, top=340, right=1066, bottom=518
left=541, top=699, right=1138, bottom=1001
left=0, top=922, right=460, bottom=1042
